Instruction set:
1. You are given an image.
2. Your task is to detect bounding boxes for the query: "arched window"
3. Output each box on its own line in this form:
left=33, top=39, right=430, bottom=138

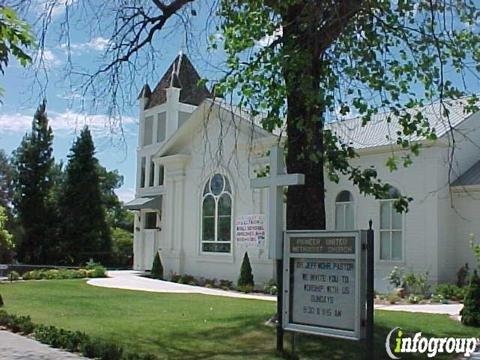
left=335, top=191, right=354, bottom=230
left=201, top=174, right=232, bottom=253
left=380, top=186, right=402, bottom=261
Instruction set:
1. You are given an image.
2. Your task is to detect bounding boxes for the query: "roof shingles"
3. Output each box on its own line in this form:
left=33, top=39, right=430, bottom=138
left=143, top=53, right=211, bottom=109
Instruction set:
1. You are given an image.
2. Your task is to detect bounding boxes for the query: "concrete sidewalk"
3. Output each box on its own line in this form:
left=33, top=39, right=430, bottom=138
left=0, top=330, right=86, bottom=359
left=375, top=303, right=463, bottom=316
left=88, top=270, right=277, bottom=301
left=89, top=271, right=464, bottom=317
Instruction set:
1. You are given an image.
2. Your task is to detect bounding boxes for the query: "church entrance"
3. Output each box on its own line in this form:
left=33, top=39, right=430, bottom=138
left=142, top=210, right=162, bottom=270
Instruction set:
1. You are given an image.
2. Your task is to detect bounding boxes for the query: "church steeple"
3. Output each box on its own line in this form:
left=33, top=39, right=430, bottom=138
left=143, top=53, right=211, bottom=110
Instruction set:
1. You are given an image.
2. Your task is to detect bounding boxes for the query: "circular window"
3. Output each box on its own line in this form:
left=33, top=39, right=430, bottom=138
left=210, top=174, right=224, bottom=195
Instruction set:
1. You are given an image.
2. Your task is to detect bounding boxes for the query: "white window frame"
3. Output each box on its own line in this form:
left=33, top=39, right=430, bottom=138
left=379, top=199, right=403, bottom=262
left=335, top=191, right=355, bottom=230
left=200, top=174, right=233, bottom=255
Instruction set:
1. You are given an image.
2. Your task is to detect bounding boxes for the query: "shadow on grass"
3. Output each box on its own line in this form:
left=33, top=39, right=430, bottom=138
left=141, top=315, right=476, bottom=360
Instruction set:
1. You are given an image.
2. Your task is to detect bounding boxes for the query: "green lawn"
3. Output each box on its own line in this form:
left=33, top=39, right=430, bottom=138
left=0, top=280, right=478, bottom=359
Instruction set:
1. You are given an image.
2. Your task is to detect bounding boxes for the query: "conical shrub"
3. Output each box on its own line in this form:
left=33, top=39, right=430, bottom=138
left=461, top=270, right=480, bottom=326
left=238, top=252, right=254, bottom=288
left=151, top=252, right=164, bottom=280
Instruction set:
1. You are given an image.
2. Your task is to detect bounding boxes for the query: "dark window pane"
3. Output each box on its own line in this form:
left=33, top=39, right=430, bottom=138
left=202, top=217, right=215, bottom=241
left=218, top=216, right=231, bottom=242
left=149, top=161, right=155, bottom=187
left=336, top=190, right=353, bottom=203
left=210, top=174, right=224, bottom=195
left=140, top=157, right=146, bottom=188
left=218, top=194, right=231, bottom=215
left=202, top=196, right=215, bottom=216
left=158, top=165, right=164, bottom=186
left=202, top=242, right=230, bottom=253
left=144, top=212, right=157, bottom=229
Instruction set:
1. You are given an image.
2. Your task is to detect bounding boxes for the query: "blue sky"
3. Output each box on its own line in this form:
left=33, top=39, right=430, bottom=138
left=1, top=2, right=479, bottom=203
left=0, top=1, right=223, bottom=202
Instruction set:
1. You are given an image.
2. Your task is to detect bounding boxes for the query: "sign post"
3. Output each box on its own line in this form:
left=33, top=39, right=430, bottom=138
left=283, top=231, right=367, bottom=340
left=250, top=146, right=305, bottom=352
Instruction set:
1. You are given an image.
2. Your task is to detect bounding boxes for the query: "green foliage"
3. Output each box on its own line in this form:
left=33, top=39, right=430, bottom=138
left=461, top=270, right=480, bottom=327
left=238, top=252, right=254, bottom=288
left=110, top=227, right=133, bottom=268
left=0, top=7, right=34, bottom=97
left=435, top=284, right=467, bottom=301
left=0, top=205, right=14, bottom=261
left=0, top=309, right=157, bottom=359
left=263, top=279, right=277, bottom=295
left=0, top=310, right=34, bottom=334
left=0, top=294, right=3, bottom=307
left=7, top=270, right=19, bottom=281
left=59, top=127, right=111, bottom=265
left=457, top=263, right=470, bottom=287
left=237, top=284, right=254, bottom=293
left=177, top=274, right=196, bottom=285
left=386, top=266, right=404, bottom=288
left=151, top=252, right=163, bottom=280
left=21, top=267, right=106, bottom=280
left=219, top=279, right=233, bottom=290
left=215, top=0, right=480, bottom=217
left=470, top=234, right=480, bottom=268
left=0, top=149, right=14, bottom=211
left=386, top=293, right=401, bottom=304
left=12, top=101, right=59, bottom=264
left=81, top=338, right=124, bottom=360
left=403, top=271, right=430, bottom=296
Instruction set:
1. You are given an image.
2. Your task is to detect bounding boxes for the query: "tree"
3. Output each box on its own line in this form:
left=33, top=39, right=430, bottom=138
left=238, top=252, right=254, bottom=288
left=12, top=101, right=56, bottom=264
left=59, top=126, right=111, bottom=265
left=460, top=270, right=480, bottom=327
left=216, top=0, right=479, bottom=230
left=0, top=205, right=14, bottom=263
left=151, top=252, right=164, bottom=279
left=25, top=0, right=479, bottom=232
left=0, top=6, right=33, bottom=97
left=0, top=150, right=13, bottom=211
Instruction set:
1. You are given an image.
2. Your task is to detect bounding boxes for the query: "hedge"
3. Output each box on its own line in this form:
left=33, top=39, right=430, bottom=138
left=0, top=310, right=156, bottom=359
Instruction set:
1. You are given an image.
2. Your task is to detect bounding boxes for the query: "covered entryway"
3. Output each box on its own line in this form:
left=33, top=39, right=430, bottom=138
left=125, top=196, right=163, bottom=271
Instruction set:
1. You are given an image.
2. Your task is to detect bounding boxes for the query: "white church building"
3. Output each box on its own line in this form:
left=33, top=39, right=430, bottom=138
left=126, top=54, right=480, bottom=292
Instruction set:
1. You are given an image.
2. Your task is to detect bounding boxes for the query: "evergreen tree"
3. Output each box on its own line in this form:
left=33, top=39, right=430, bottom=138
left=151, top=252, right=163, bottom=280
left=12, top=101, right=55, bottom=264
left=59, top=127, right=111, bottom=265
left=461, top=270, right=480, bottom=327
left=0, top=149, right=14, bottom=211
left=238, top=252, right=254, bottom=287
left=0, top=206, right=14, bottom=263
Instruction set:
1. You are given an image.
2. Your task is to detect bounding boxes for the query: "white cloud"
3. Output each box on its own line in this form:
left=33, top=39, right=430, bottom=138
left=36, top=0, right=77, bottom=18
left=60, top=37, right=110, bottom=54
left=41, top=49, right=62, bottom=68
left=256, top=27, right=283, bottom=47
left=0, top=110, right=136, bottom=135
left=115, top=187, right=135, bottom=203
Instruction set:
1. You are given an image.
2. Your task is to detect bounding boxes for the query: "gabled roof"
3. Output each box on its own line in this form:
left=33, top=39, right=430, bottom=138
left=154, top=99, right=276, bottom=158
left=327, top=98, right=477, bottom=150
left=452, top=160, right=480, bottom=187
left=143, top=53, right=212, bottom=109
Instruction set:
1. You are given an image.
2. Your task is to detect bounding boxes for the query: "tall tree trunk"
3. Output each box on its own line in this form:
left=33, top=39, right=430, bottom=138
left=283, top=3, right=326, bottom=230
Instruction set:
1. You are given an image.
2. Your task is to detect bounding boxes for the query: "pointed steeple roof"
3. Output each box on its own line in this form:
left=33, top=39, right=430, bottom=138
left=144, top=53, right=211, bottom=109
left=137, top=83, right=152, bottom=99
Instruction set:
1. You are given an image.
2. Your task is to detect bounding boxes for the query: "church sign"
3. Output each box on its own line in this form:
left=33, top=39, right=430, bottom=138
left=235, top=214, right=266, bottom=248
left=283, top=231, right=367, bottom=341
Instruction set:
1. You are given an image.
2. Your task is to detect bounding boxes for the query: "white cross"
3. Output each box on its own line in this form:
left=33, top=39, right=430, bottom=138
left=251, top=146, right=305, bottom=260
